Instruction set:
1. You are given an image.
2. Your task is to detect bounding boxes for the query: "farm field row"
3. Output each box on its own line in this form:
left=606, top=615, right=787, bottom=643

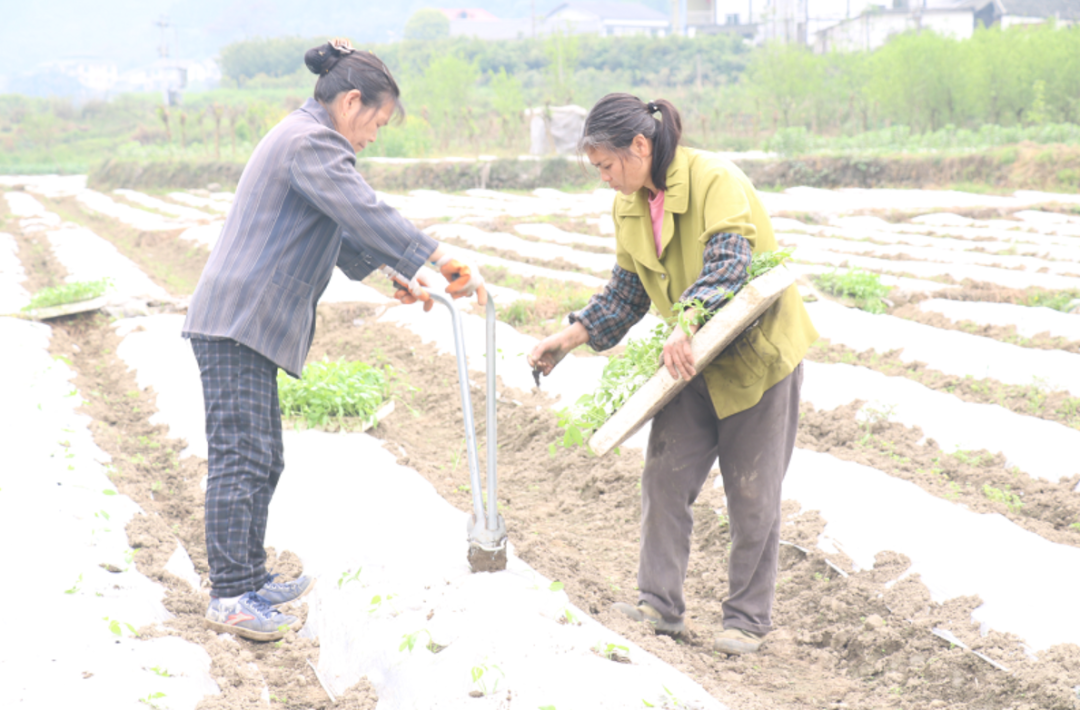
left=2, top=177, right=1079, bottom=710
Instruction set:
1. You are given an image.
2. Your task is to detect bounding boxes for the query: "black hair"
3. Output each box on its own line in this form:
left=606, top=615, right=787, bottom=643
left=579, top=93, right=682, bottom=192
left=304, top=39, right=404, bottom=120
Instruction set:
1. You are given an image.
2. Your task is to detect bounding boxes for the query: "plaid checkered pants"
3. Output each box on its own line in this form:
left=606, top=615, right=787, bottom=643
left=190, top=338, right=284, bottom=598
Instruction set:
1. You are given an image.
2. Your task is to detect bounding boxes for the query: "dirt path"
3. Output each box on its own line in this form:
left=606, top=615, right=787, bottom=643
left=307, top=302, right=1080, bottom=710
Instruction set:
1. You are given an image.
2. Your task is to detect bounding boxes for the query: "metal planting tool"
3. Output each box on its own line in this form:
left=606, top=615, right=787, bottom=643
left=428, top=291, right=508, bottom=572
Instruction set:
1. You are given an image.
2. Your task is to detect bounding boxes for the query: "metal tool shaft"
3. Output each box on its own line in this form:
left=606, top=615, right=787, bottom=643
left=485, top=297, right=498, bottom=531
left=429, top=292, right=485, bottom=525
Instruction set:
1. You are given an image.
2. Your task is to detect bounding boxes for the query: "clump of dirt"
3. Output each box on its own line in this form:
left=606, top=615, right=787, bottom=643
left=890, top=302, right=1080, bottom=353
left=807, top=339, right=1080, bottom=431
left=47, top=312, right=373, bottom=710
left=40, top=195, right=210, bottom=296
left=798, top=400, right=1080, bottom=546
left=309, top=302, right=1080, bottom=710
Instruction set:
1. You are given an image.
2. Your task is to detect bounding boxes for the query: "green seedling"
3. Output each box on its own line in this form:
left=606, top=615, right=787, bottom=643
left=337, top=567, right=362, bottom=589
left=368, top=594, right=397, bottom=615
left=470, top=663, right=504, bottom=696
left=277, top=359, right=391, bottom=429
left=814, top=268, right=891, bottom=314
left=715, top=512, right=729, bottom=529
left=1070, top=522, right=1080, bottom=531
left=102, top=489, right=117, bottom=496
left=149, top=666, right=171, bottom=677
left=22, top=278, right=113, bottom=311
left=982, top=484, right=1024, bottom=513
left=595, top=641, right=631, bottom=662
left=399, top=629, right=444, bottom=654
left=558, top=608, right=579, bottom=625
left=549, top=580, right=564, bottom=592
left=150, top=481, right=162, bottom=492
left=64, top=574, right=83, bottom=594
left=105, top=617, right=138, bottom=637
left=138, top=692, right=166, bottom=709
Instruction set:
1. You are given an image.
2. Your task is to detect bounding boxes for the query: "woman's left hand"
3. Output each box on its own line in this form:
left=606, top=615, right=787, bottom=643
left=662, top=321, right=698, bottom=381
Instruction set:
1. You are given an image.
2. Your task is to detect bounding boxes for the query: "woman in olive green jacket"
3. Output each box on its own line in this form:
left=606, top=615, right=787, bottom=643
left=529, top=94, right=817, bottom=655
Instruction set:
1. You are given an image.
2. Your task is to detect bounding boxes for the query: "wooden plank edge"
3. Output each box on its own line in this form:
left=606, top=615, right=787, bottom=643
left=588, top=268, right=795, bottom=457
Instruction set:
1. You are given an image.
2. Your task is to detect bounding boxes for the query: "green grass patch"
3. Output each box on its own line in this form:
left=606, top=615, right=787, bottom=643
left=1020, top=289, right=1079, bottom=312
left=277, top=360, right=391, bottom=430
left=814, top=268, right=891, bottom=314
left=23, top=278, right=111, bottom=311
left=982, top=483, right=1023, bottom=513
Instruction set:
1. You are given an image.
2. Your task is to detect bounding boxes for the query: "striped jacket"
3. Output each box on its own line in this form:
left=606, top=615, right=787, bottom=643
left=182, top=98, right=437, bottom=377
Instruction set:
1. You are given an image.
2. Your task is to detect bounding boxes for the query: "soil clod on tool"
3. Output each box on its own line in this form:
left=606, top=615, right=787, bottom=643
left=429, top=292, right=509, bottom=572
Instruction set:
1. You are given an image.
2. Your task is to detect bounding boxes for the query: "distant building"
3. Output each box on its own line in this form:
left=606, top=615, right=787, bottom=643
left=998, top=0, right=1079, bottom=27
left=545, top=1, right=671, bottom=36
left=813, top=3, right=979, bottom=52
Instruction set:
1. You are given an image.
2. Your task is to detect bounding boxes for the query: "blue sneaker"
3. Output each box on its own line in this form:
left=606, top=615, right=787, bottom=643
left=205, top=592, right=298, bottom=641
left=257, top=572, right=316, bottom=607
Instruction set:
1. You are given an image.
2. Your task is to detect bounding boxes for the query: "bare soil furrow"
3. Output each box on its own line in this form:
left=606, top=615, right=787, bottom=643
left=889, top=303, right=1080, bottom=353
left=43, top=311, right=379, bottom=710
left=798, top=400, right=1080, bottom=547
left=806, top=339, right=1080, bottom=431
left=39, top=195, right=209, bottom=297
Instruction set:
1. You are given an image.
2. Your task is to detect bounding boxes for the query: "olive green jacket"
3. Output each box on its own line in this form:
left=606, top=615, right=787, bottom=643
left=612, top=146, right=818, bottom=420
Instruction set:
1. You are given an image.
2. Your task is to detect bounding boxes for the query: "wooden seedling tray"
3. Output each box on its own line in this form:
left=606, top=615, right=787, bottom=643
left=588, top=267, right=795, bottom=457
left=14, top=296, right=111, bottom=321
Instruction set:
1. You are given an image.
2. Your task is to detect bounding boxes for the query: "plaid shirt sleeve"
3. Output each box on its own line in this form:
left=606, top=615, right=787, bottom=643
left=679, top=232, right=752, bottom=313
left=569, top=264, right=652, bottom=352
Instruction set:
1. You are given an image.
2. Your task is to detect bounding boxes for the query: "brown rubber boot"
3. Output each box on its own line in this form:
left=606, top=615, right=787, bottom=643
left=611, top=601, right=686, bottom=635
left=713, top=627, right=764, bottom=654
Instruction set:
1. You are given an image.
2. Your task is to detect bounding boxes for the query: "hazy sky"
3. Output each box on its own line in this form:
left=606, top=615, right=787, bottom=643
left=0, top=0, right=567, bottom=78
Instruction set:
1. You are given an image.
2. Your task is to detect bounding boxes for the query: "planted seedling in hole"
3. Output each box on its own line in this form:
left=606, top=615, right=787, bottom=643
left=64, top=574, right=82, bottom=594
left=558, top=608, right=579, bottom=625
left=469, top=662, right=504, bottom=697
left=594, top=641, right=631, bottom=662
left=138, top=692, right=166, bottom=709
left=149, top=666, right=171, bottom=677
left=105, top=616, right=139, bottom=637
left=337, top=567, right=362, bottom=589
left=399, top=628, right=445, bottom=654
left=368, top=594, right=398, bottom=616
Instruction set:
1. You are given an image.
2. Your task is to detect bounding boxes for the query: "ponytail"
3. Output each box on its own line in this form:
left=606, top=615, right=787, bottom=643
left=580, top=93, right=683, bottom=191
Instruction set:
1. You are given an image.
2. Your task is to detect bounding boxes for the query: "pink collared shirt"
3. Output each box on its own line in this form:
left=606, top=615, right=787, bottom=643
left=648, top=189, right=665, bottom=258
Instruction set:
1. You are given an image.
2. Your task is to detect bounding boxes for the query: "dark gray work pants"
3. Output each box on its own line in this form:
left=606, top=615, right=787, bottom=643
left=638, top=362, right=803, bottom=636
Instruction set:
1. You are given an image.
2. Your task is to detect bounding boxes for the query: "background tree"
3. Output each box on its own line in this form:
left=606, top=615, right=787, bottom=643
left=404, top=9, right=450, bottom=41
left=490, top=68, right=525, bottom=148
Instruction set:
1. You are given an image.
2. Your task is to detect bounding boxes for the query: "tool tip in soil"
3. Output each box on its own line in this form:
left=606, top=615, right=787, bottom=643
left=468, top=542, right=507, bottom=573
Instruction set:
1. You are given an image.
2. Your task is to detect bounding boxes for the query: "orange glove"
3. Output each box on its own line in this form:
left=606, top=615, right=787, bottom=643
left=433, top=254, right=487, bottom=305
left=380, top=265, right=435, bottom=312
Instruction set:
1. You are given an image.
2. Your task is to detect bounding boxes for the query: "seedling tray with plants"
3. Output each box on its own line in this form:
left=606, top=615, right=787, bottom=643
left=553, top=251, right=796, bottom=458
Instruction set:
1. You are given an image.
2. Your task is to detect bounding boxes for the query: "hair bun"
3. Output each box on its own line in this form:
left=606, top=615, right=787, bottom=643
left=305, top=38, right=355, bottom=76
